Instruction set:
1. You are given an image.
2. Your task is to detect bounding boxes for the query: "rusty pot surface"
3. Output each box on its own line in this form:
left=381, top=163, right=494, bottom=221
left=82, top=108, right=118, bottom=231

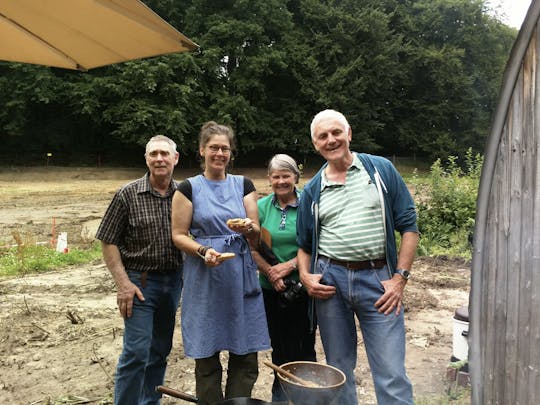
left=277, top=361, right=346, bottom=405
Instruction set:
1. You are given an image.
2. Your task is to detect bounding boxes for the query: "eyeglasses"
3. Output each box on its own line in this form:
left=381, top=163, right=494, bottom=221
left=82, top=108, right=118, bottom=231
left=208, top=145, right=231, bottom=154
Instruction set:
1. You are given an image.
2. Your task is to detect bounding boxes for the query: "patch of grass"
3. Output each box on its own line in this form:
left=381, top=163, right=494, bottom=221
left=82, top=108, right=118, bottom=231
left=416, top=388, right=471, bottom=405
left=0, top=239, right=102, bottom=278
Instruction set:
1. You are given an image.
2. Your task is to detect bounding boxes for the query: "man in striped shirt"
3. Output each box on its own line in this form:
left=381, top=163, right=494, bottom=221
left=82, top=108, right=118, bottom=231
left=297, top=110, right=419, bottom=405
left=96, top=135, right=183, bottom=405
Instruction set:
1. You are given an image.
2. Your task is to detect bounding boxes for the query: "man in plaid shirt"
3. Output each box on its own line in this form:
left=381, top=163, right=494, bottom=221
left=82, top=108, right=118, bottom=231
left=96, top=135, right=183, bottom=405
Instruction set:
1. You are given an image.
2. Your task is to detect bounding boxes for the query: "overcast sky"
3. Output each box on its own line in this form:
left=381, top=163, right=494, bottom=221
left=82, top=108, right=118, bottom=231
left=488, top=0, right=532, bottom=28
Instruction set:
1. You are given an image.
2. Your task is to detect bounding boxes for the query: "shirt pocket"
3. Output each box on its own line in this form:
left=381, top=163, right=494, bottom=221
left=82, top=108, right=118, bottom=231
left=128, top=215, right=159, bottom=246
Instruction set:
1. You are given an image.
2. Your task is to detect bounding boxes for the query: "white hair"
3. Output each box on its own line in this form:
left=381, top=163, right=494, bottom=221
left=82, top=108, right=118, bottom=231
left=145, top=135, right=177, bottom=155
left=267, top=154, right=300, bottom=183
left=310, top=109, right=350, bottom=140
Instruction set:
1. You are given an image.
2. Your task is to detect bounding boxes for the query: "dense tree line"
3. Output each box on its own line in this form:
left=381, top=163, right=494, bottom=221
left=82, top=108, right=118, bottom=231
left=0, top=0, right=516, bottom=166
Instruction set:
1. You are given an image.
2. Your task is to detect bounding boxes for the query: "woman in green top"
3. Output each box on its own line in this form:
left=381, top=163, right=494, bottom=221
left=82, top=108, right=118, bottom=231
left=251, top=154, right=316, bottom=402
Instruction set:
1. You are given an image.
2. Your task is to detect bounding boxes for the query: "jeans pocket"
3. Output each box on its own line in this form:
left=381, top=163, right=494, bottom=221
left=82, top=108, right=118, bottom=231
left=371, top=266, right=390, bottom=293
left=315, top=257, right=333, bottom=286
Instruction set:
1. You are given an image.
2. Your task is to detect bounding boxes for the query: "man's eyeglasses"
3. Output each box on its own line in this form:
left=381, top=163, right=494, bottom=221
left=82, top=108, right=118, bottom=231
left=208, top=145, right=231, bottom=154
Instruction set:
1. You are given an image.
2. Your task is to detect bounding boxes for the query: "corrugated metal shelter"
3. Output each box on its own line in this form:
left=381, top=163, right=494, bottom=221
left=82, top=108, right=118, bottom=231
left=470, top=1, right=540, bottom=404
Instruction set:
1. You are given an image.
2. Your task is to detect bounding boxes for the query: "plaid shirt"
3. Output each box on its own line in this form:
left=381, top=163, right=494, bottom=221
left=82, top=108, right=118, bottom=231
left=96, top=173, right=182, bottom=272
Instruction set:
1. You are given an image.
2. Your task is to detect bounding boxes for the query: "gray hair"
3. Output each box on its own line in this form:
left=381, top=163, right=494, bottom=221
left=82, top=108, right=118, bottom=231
left=268, top=154, right=300, bottom=183
left=145, top=135, right=177, bottom=155
left=310, top=109, right=350, bottom=140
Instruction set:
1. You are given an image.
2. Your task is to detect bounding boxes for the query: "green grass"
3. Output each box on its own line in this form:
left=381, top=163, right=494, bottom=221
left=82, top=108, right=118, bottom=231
left=0, top=241, right=102, bottom=277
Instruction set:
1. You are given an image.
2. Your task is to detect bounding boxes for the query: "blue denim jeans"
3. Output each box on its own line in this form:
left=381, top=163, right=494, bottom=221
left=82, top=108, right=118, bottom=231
left=114, top=270, right=182, bottom=405
left=315, top=257, right=413, bottom=405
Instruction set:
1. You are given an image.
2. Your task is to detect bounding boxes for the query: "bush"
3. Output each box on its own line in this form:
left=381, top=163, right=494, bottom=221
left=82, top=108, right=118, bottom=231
left=412, top=149, right=482, bottom=259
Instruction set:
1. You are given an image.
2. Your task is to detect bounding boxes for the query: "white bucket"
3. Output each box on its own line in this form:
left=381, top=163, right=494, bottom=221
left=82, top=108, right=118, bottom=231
left=56, top=232, right=68, bottom=253
left=452, top=306, right=469, bottom=361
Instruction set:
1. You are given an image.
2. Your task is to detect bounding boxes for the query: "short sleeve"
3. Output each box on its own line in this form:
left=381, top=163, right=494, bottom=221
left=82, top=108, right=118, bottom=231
left=243, top=177, right=256, bottom=196
left=177, top=180, right=193, bottom=201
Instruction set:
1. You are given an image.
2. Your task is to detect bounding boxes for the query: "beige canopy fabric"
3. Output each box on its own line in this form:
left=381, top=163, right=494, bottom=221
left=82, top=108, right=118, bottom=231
left=0, top=0, right=198, bottom=71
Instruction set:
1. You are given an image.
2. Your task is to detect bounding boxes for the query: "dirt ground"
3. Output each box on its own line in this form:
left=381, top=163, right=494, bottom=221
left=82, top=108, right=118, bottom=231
left=0, top=167, right=471, bottom=404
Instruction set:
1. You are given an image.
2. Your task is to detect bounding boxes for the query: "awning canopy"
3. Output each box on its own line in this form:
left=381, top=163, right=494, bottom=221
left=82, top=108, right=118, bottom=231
left=0, top=0, right=198, bottom=71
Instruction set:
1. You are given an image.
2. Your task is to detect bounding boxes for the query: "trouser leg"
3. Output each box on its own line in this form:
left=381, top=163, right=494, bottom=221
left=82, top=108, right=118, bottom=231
left=141, top=272, right=182, bottom=405
left=114, top=271, right=153, bottom=405
left=263, top=288, right=316, bottom=402
left=195, top=352, right=223, bottom=405
left=224, top=352, right=259, bottom=399
left=356, top=268, right=413, bottom=405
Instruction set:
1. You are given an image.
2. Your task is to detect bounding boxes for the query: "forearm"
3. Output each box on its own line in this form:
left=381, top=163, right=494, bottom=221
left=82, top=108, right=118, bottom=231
left=251, top=249, right=272, bottom=275
left=173, top=234, right=209, bottom=257
left=397, top=231, right=419, bottom=270
left=101, top=242, right=129, bottom=286
left=297, top=248, right=311, bottom=277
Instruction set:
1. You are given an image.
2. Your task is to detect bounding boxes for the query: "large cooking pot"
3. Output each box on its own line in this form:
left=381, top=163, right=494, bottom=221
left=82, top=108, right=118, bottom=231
left=276, top=361, right=346, bottom=405
left=156, top=385, right=287, bottom=405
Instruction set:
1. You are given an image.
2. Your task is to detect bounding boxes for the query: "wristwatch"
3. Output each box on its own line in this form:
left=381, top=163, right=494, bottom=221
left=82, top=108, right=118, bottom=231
left=395, top=269, right=411, bottom=280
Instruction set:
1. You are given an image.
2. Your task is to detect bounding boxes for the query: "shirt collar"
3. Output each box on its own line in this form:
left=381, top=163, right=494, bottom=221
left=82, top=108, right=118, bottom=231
left=137, top=172, right=175, bottom=196
left=320, top=154, right=362, bottom=191
left=271, top=188, right=300, bottom=209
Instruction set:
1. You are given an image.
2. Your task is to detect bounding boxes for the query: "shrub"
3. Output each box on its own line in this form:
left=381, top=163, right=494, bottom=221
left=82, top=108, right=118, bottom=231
left=412, top=149, right=482, bottom=259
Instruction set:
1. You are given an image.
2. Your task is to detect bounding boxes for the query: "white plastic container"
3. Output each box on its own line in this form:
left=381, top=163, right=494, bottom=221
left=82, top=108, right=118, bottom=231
left=452, top=305, right=469, bottom=361
left=56, top=232, right=68, bottom=253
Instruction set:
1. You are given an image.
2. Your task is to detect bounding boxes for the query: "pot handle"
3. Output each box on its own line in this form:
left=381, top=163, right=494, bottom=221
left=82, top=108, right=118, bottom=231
left=156, top=385, right=199, bottom=403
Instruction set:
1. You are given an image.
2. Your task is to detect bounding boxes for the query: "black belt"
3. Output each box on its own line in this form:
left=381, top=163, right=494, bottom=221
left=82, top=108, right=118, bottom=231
left=320, top=255, right=386, bottom=270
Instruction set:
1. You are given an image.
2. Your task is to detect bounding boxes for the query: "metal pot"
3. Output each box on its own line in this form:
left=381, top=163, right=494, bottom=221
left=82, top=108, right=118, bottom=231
left=276, top=361, right=346, bottom=405
left=156, top=385, right=286, bottom=405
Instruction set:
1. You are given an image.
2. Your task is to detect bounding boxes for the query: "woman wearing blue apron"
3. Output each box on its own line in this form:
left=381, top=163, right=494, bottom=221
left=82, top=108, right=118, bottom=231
left=172, top=121, right=270, bottom=405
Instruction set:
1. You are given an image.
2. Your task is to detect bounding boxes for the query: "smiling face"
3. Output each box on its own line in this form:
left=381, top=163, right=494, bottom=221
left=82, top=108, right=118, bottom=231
left=145, top=140, right=178, bottom=180
left=312, top=116, right=352, bottom=164
left=269, top=169, right=296, bottom=200
left=200, top=134, right=232, bottom=176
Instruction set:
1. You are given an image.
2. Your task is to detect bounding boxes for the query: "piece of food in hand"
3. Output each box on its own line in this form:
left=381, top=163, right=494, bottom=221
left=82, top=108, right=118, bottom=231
left=226, top=218, right=249, bottom=227
left=218, top=252, right=236, bottom=261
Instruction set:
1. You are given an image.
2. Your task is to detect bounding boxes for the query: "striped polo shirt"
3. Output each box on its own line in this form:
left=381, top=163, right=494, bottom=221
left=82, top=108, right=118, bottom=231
left=318, top=154, right=385, bottom=261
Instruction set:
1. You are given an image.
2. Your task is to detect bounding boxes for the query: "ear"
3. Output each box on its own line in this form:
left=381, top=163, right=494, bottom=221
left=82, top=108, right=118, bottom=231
left=348, top=127, right=352, bottom=142
left=173, top=151, right=180, bottom=166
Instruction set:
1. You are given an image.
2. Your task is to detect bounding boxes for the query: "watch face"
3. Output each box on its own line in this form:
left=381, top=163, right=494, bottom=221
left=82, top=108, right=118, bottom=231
left=398, top=269, right=410, bottom=279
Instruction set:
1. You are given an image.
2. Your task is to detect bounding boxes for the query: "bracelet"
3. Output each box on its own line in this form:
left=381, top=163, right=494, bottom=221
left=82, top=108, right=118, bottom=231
left=197, top=245, right=211, bottom=259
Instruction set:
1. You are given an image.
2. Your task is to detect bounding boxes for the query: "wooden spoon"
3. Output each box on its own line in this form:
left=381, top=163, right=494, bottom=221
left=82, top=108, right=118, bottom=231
left=263, top=361, right=320, bottom=388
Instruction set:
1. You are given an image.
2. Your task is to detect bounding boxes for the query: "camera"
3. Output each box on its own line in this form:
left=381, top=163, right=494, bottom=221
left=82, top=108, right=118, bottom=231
left=280, top=278, right=305, bottom=305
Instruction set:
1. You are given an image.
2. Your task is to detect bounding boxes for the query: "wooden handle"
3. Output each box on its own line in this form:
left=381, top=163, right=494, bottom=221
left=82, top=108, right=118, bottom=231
left=156, top=385, right=199, bottom=402
left=263, top=361, right=320, bottom=388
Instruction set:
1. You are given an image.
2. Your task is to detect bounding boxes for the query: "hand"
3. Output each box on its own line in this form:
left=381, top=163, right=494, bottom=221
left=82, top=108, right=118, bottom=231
left=272, top=278, right=287, bottom=292
left=227, top=217, right=254, bottom=235
left=116, top=280, right=145, bottom=319
left=203, top=248, right=222, bottom=267
left=266, top=262, right=292, bottom=284
left=300, top=272, right=336, bottom=300
left=374, top=274, right=407, bottom=315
